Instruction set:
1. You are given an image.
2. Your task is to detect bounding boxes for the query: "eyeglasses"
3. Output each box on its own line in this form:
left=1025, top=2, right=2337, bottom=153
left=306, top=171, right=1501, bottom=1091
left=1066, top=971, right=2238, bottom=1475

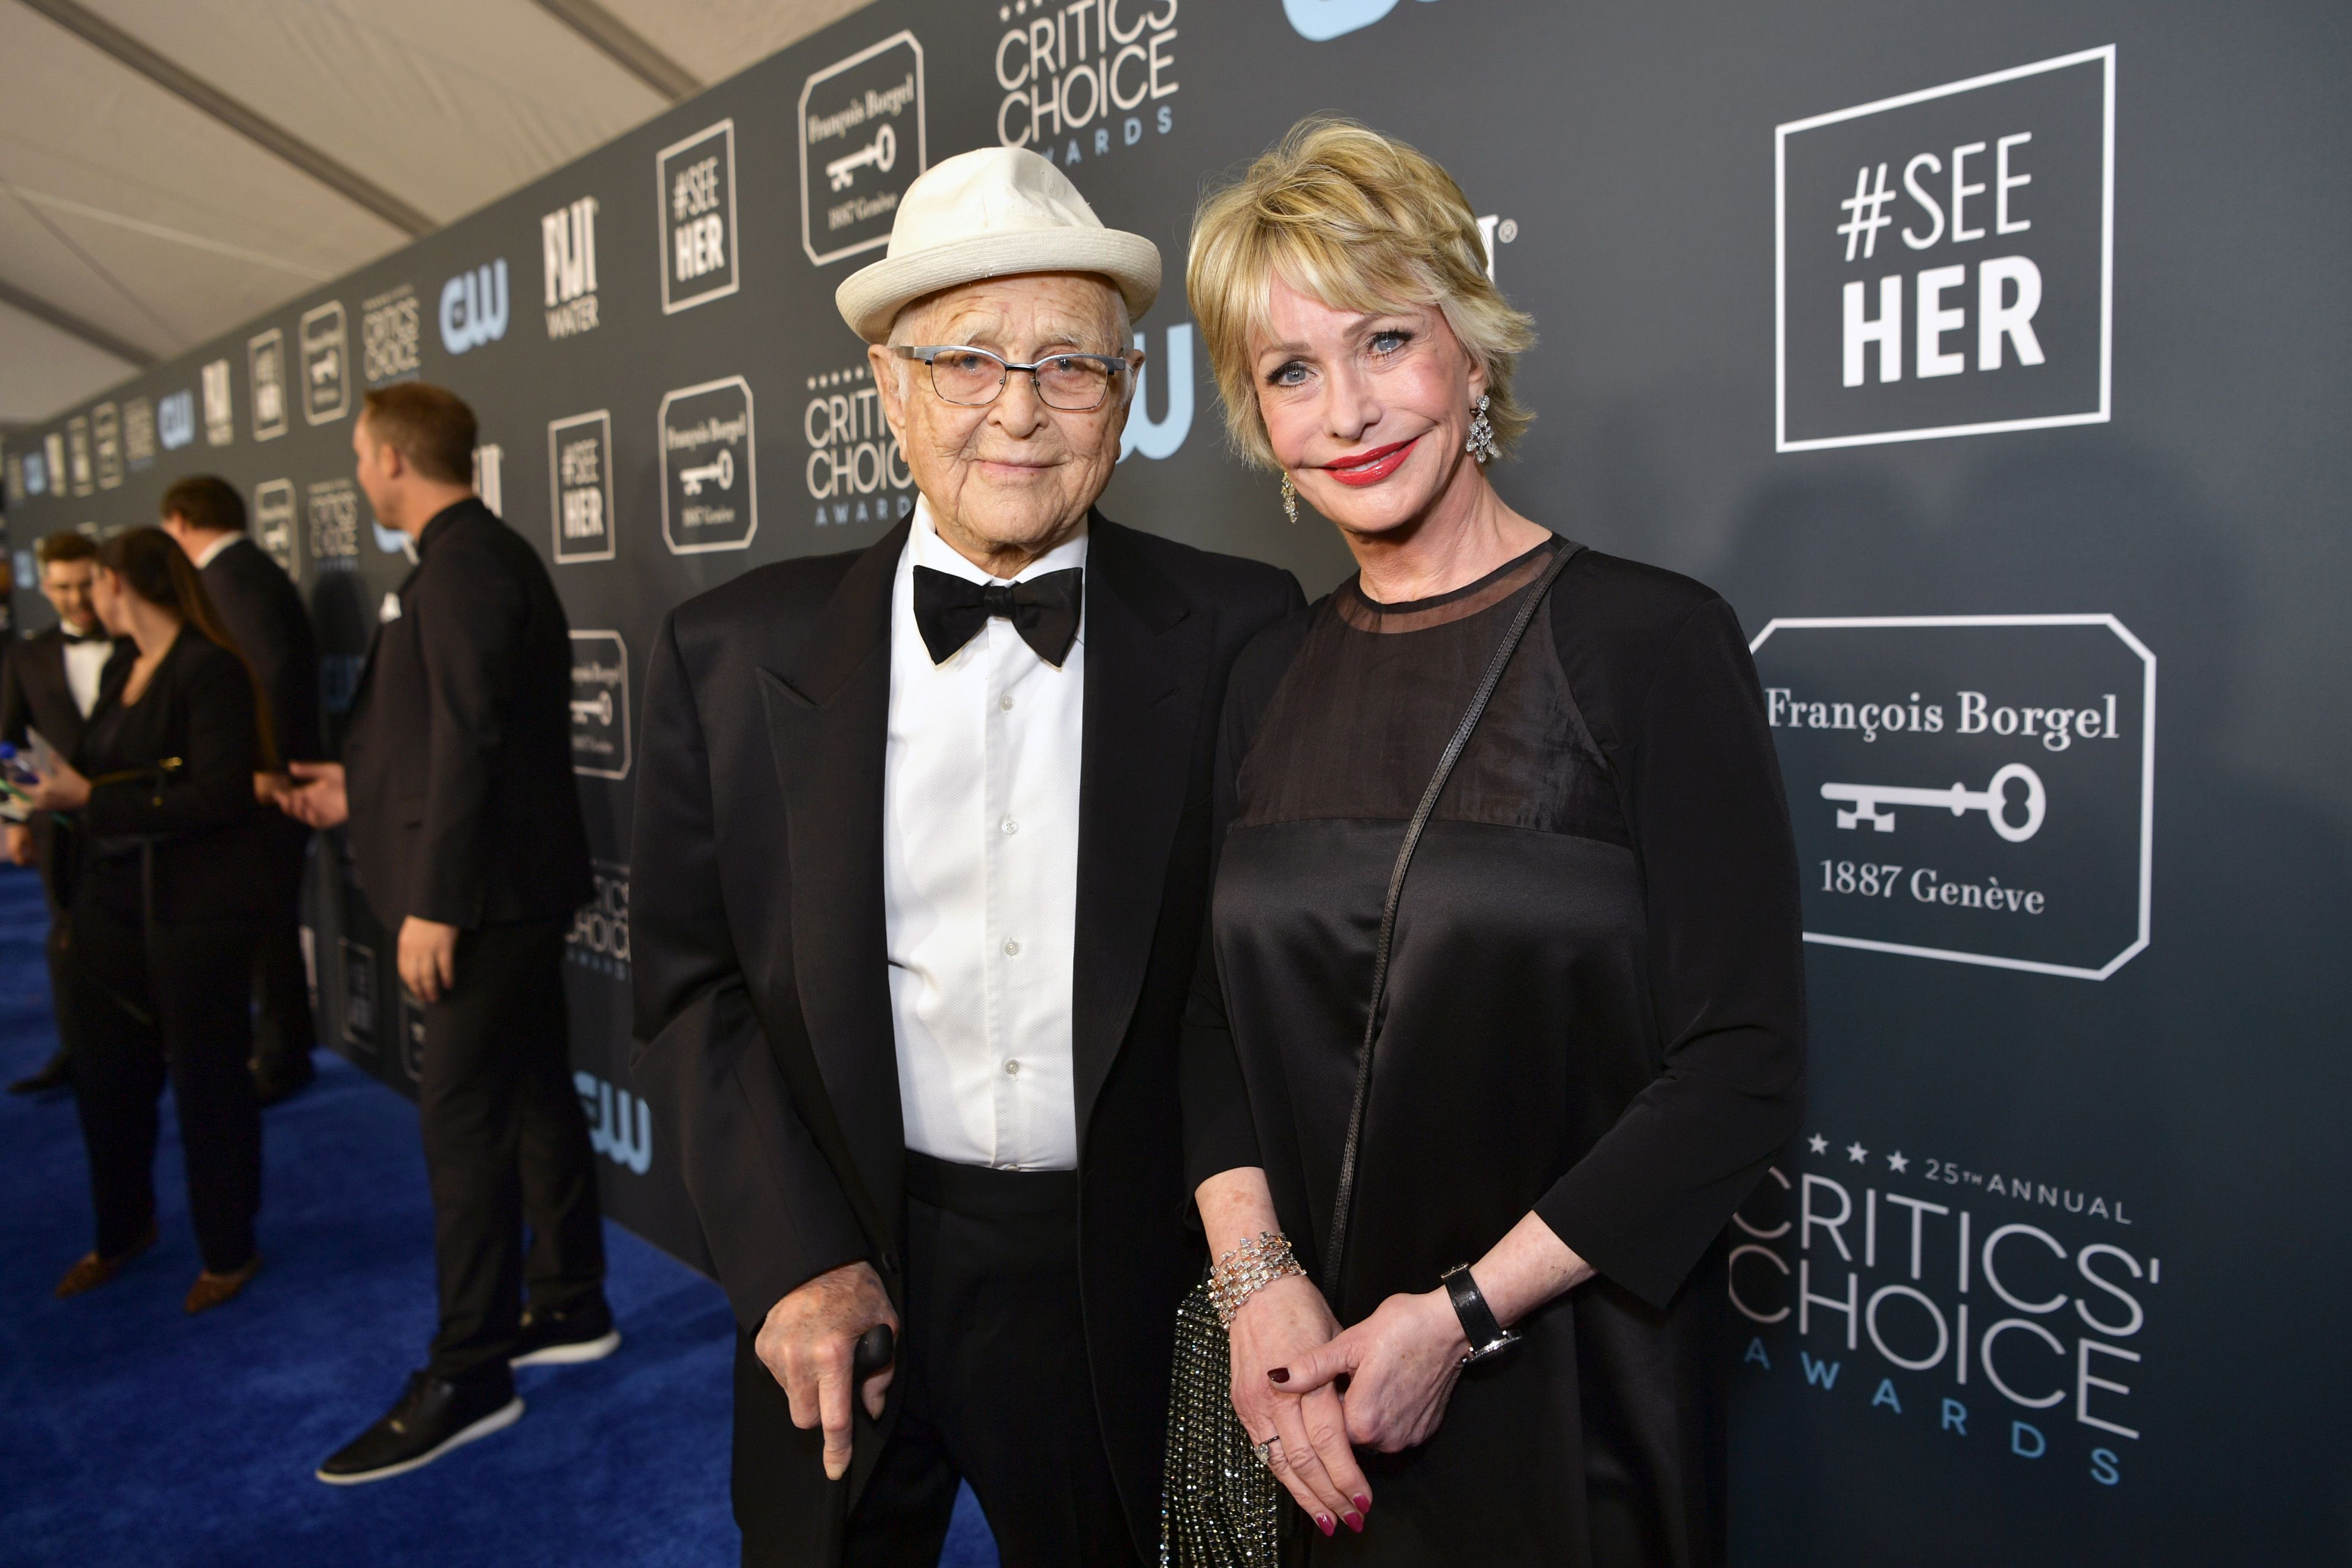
left=889, top=344, right=1130, bottom=412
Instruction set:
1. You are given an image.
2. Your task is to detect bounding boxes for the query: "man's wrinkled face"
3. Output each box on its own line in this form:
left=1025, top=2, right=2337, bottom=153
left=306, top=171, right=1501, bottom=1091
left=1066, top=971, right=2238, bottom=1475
left=40, top=559, right=95, bottom=631
left=870, top=273, right=1137, bottom=572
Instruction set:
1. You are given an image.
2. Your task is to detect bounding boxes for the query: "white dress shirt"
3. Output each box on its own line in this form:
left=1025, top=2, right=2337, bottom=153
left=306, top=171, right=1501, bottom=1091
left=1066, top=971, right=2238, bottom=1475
left=883, top=499, right=1086, bottom=1170
left=62, top=630, right=111, bottom=719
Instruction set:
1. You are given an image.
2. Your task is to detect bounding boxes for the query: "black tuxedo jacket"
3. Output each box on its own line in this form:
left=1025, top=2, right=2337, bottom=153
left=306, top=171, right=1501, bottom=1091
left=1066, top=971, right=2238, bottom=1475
left=200, top=534, right=322, bottom=764
left=2, top=624, right=122, bottom=904
left=630, top=515, right=1301, bottom=1553
left=342, top=499, right=592, bottom=931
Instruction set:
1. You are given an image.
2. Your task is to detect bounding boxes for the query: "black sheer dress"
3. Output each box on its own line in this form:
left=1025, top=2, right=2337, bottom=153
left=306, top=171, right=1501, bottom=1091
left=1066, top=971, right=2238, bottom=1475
left=1182, top=537, right=1806, bottom=1566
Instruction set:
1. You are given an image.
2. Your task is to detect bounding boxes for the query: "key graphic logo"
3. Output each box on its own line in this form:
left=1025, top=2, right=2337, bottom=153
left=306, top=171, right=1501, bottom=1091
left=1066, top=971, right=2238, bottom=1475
left=549, top=411, right=615, bottom=562
left=542, top=196, right=600, bottom=339
left=1752, top=615, right=2153, bottom=978
left=800, top=35, right=923, bottom=267
left=439, top=260, right=510, bottom=354
left=300, top=301, right=350, bottom=424
left=66, top=417, right=92, bottom=495
left=569, top=630, right=630, bottom=778
left=253, top=481, right=297, bottom=576
left=658, top=121, right=739, bottom=312
left=1777, top=47, right=2114, bottom=450
left=90, top=403, right=122, bottom=490
left=659, top=377, right=756, bottom=554
left=249, top=329, right=288, bottom=440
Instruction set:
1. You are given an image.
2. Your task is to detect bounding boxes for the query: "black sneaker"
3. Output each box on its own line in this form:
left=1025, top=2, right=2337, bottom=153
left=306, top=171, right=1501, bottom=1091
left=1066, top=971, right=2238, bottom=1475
left=315, top=1372, right=523, bottom=1485
left=510, top=1298, right=621, bottom=1368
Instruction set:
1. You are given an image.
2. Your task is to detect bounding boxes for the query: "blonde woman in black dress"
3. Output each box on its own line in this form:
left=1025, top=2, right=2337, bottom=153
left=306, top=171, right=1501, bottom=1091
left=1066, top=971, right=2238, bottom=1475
left=1180, top=119, right=1806, bottom=1564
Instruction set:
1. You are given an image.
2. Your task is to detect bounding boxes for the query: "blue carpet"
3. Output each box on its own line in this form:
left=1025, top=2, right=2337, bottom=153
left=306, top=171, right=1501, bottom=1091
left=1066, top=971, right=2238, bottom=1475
left=0, top=864, right=996, bottom=1567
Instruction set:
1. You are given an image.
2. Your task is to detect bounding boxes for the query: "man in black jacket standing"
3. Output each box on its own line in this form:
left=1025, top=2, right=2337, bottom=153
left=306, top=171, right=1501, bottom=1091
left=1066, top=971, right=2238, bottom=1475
left=281, top=383, right=614, bottom=1484
left=159, top=474, right=323, bottom=1106
left=631, top=150, right=1301, bottom=1566
left=2, top=531, right=121, bottom=1096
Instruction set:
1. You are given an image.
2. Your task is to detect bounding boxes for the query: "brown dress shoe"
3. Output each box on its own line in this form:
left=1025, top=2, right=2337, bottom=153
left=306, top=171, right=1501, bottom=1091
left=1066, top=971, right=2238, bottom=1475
left=185, top=1254, right=263, bottom=1314
left=55, top=1221, right=159, bottom=1298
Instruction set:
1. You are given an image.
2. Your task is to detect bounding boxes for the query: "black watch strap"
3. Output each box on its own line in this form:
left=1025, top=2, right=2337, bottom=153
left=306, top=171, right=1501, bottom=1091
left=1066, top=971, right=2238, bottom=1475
left=1442, top=1264, right=1519, bottom=1363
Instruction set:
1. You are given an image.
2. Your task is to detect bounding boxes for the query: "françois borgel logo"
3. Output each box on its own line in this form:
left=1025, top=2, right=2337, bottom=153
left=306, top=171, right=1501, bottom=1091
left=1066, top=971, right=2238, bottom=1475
left=1751, top=615, right=2153, bottom=980
left=1776, top=46, right=2114, bottom=451
left=201, top=358, right=234, bottom=445
left=66, top=416, right=92, bottom=496
left=995, top=1, right=1176, bottom=168
left=253, top=480, right=297, bottom=575
left=91, top=402, right=122, bottom=489
left=439, top=259, right=510, bottom=354
left=548, top=411, right=615, bottom=562
left=301, top=301, right=350, bottom=424
left=542, top=196, right=599, bottom=339
left=249, top=329, right=288, bottom=440
left=800, top=34, right=924, bottom=267
left=658, top=121, right=739, bottom=313
left=568, top=631, right=630, bottom=778
left=305, top=478, right=361, bottom=573
left=659, top=377, right=756, bottom=553
left=362, top=285, right=421, bottom=384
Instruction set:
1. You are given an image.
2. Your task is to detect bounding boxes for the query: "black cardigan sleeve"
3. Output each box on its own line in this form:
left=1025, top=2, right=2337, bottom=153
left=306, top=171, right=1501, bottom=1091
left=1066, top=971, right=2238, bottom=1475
left=1533, top=587, right=1807, bottom=1309
left=81, top=636, right=260, bottom=842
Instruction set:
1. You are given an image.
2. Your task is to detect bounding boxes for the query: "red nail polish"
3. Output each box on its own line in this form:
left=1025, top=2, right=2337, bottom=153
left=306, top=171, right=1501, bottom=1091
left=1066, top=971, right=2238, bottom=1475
left=1351, top=1494, right=1370, bottom=1512
left=1268, top=1367, right=1291, bottom=1384
left=1316, top=1515, right=1335, bottom=1537
left=1342, top=1511, right=1363, bottom=1533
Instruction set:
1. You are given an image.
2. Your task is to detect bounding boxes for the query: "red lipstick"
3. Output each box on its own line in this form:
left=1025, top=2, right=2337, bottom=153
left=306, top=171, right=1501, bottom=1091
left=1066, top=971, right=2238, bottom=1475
left=1320, top=436, right=1419, bottom=487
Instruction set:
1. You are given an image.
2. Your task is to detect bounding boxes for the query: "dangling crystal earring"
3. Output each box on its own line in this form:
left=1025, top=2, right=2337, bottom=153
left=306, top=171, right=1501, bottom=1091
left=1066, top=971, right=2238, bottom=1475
left=1465, top=393, right=1498, bottom=465
left=1279, top=471, right=1299, bottom=525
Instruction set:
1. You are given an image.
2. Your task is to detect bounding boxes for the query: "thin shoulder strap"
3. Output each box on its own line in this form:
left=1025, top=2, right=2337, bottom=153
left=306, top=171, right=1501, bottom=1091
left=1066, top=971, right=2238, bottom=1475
left=1318, top=540, right=1582, bottom=1302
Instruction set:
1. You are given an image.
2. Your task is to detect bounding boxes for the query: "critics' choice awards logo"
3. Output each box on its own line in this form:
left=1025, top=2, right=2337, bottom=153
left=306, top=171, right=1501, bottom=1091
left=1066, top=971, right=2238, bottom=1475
left=568, top=859, right=630, bottom=979
left=300, top=301, right=350, bottom=424
left=995, top=0, right=1177, bottom=168
left=439, top=259, right=510, bottom=354
left=66, top=417, right=92, bottom=496
left=158, top=390, right=196, bottom=451
left=362, top=285, right=421, bottom=383
left=201, top=358, right=234, bottom=445
left=122, top=397, right=156, bottom=472
left=569, top=631, right=630, bottom=779
left=800, top=34, right=925, bottom=267
left=549, top=411, right=615, bottom=562
left=253, top=481, right=297, bottom=575
left=339, top=939, right=378, bottom=1054
left=1750, top=615, right=2153, bottom=980
left=1776, top=46, right=2114, bottom=451
left=249, top=329, right=289, bottom=440
left=543, top=196, right=600, bottom=339
left=658, top=121, right=739, bottom=312
left=660, top=377, right=756, bottom=553
left=306, top=479, right=362, bottom=573
left=91, top=403, right=122, bottom=490
left=804, top=362, right=913, bottom=528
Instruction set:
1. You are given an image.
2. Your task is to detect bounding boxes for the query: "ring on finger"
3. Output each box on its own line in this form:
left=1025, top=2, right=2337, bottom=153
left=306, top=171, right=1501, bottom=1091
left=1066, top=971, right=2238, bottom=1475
left=1253, top=1435, right=1281, bottom=1470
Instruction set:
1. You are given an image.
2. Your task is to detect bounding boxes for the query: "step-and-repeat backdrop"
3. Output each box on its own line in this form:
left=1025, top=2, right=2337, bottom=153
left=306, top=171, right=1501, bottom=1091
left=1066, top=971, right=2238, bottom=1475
left=5, top=2, right=2345, bottom=1560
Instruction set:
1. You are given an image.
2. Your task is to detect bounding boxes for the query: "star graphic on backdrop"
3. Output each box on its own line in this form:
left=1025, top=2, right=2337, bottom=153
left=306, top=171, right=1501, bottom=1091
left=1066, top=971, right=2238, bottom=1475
left=1807, top=1134, right=1828, bottom=1155
left=1845, top=1141, right=1869, bottom=1163
left=1886, top=1151, right=1909, bottom=1173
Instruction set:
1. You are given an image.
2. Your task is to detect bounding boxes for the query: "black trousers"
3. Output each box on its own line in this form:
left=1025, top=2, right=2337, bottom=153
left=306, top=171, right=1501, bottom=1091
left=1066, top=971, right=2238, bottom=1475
left=58, top=901, right=262, bottom=1273
left=734, top=1154, right=1139, bottom=1568
left=248, top=817, right=316, bottom=1079
left=419, top=918, right=605, bottom=1386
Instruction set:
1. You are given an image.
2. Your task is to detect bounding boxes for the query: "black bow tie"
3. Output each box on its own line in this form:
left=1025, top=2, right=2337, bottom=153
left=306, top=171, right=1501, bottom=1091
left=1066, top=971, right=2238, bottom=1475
left=60, top=627, right=107, bottom=646
left=912, top=565, right=1083, bottom=668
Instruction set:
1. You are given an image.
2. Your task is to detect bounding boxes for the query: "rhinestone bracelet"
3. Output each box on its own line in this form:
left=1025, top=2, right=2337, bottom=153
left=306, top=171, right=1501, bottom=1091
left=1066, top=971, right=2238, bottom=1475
left=1208, top=1231, right=1304, bottom=1328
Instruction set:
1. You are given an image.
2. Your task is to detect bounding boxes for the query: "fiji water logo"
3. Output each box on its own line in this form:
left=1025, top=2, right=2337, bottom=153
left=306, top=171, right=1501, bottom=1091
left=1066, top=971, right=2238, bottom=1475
left=439, top=260, right=510, bottom=354
left=574, top=1071, right=651, bottom=1175
left=1284, top=0, right=1440, bottom=42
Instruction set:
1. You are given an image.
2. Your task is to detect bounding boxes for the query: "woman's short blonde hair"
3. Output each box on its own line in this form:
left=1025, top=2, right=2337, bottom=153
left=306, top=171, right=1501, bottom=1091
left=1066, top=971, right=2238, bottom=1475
left=1187, top=117, right=1536, bottom=470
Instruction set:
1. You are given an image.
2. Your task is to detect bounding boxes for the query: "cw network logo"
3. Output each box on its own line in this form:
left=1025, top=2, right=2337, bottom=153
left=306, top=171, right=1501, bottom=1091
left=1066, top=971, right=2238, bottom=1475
left=1284, top=0, right=1441, bottom=42
left=574, top=1072, right=651, bottom=1175
left=440, top=259, right=510, bottom=354
left=1118, top=323, right=1191, bottom=463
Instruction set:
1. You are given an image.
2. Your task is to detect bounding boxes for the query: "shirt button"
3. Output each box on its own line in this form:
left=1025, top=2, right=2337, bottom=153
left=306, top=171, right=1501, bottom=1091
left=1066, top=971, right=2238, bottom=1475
left=1003, top=939, right=1020, bottom=956
left=999, top=816, right=1018, bottom=836
left=1003, top=1059, right=1021, bottom=1076
left=999, top=693, right=1015, bottom=711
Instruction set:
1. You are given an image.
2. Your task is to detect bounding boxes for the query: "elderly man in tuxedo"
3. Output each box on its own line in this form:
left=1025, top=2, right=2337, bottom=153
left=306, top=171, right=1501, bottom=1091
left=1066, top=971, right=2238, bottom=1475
left=632, top=148, right=1301, bottom=1567
left=2, top=530, right=122, bottom=1097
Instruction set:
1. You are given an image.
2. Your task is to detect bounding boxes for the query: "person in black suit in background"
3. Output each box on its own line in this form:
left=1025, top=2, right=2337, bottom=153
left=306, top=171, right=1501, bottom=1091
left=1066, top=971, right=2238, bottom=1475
left=23, top=528, right=275, bottom=1313
left=161, top=475, right=325, bottom=1107
left=2, top=531, right=124, bottom=1097
left=279, top=382, right=613, bottom=1485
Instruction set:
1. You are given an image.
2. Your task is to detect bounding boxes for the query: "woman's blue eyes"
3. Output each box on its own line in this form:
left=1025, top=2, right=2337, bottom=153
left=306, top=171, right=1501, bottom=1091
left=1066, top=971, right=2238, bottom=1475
left=1267, top=332, right=1413, bottom=388
left=1369, top=330, right=1411, bottom=355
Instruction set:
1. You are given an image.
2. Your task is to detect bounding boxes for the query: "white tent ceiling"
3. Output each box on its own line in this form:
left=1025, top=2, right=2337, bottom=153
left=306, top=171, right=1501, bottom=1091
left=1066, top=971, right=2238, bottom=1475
left=0, top=0, right=869, bottom=426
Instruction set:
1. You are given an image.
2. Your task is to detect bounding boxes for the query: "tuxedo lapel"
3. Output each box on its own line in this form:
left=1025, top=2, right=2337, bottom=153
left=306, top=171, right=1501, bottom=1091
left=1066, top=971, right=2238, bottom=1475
left=759, top=523, right=908, bottom=1217
left=1071, top=519, right=1208, bottom=1141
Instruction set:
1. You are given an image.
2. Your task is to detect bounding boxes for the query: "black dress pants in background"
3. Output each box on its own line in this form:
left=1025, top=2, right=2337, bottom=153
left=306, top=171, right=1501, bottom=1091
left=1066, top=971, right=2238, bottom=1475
left=733, top=1154, right=1139, bottom=1568
left=419, top=918, right=605, bottom=1386
left=248, top=816, right=316, bottom=1081
left=60, top=902, right=262, bottom=1273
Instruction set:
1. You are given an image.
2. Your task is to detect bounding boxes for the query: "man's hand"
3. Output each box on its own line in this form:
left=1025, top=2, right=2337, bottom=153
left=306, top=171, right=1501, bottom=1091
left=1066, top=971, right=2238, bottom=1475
left=754, top=1261, right=899, bottom=1481
left=5, top=824, right=32, bottom=867
left=397, top=916, right=460, bottom=1003
left=253, top=772, right=290, bottom=807
left=278, top=761, right=348, bottom=829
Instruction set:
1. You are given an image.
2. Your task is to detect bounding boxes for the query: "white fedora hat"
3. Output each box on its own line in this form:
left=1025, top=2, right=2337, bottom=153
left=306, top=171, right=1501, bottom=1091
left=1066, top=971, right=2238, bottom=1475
left=835, top=147, right=1160, bottom=344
